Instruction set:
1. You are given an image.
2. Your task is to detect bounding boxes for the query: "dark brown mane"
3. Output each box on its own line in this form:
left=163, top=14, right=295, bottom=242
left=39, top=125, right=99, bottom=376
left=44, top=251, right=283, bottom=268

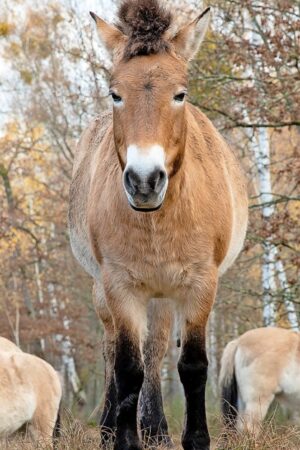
left=117, top=0, right=172, bottom=59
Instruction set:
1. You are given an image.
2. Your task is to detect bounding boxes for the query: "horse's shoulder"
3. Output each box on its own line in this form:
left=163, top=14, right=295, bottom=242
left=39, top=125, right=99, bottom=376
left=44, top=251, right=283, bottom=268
left=186, top=104, right=230, bottom=158
left=187, top=103, right=219, bottom=135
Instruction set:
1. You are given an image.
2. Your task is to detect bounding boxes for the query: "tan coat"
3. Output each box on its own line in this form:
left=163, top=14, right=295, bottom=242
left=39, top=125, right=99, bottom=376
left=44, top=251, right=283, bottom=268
left=220, top=327, right=300, bottom=433
left=0, top=337, right=62, bottom=445
left=69, top=1, right=248, bottom=448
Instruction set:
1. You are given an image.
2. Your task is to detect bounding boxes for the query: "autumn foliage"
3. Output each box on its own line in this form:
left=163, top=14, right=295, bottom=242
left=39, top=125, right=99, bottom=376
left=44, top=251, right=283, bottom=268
left=0, top=0, right=299, bottom=428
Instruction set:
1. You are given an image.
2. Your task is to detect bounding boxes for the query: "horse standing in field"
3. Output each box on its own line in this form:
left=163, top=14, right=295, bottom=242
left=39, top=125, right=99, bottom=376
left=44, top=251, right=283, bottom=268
left=68, top=1, right=248, bottom=449
left=220, top=327, right=300, bottom=435
left=0, top=337, right=61, bottom=447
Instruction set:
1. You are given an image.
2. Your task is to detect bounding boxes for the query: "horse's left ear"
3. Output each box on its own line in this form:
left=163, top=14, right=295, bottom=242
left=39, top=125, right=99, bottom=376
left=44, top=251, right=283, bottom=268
left=171, top=7, right=211, bottom=61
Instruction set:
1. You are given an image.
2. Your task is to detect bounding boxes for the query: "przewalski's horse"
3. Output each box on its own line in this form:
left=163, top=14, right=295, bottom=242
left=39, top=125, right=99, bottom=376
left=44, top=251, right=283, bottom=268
left=68, top=1, right=248, bottom=449
left=0, top=337, right=62, bottom=447
left=220, top=327, right=300, bottom=435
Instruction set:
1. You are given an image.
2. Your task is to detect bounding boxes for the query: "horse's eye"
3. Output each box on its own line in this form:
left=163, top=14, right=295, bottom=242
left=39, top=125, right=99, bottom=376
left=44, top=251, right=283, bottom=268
left=110, top=92, right=122, bottom=104
left=174, top=92, right=186, bottom=103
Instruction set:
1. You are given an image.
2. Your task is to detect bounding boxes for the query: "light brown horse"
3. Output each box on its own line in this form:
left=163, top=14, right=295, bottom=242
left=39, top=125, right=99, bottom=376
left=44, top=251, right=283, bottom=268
left=0, top=337, right=62, bottom=447
left=220, top=327, right=300, bottom=435
left=68, top=1, right=248, bottom=449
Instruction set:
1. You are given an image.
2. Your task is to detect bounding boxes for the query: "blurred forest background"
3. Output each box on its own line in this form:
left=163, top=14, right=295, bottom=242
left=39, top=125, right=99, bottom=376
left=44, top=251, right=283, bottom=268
left=0, top=0, right=299, bottom=429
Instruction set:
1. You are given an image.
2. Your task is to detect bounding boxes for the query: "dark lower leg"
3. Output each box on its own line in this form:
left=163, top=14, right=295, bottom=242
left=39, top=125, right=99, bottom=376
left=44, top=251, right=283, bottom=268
left=100, top=335, right=117, bottom=445
left=140, top=300, right=173, bottom=447
left=93, top=282, right=117, bottom=444
left=178, top=326, right=210, bottom=450
left=140, top=373, right=172, bottom=447
left=114, top=330, right=144, bottom=450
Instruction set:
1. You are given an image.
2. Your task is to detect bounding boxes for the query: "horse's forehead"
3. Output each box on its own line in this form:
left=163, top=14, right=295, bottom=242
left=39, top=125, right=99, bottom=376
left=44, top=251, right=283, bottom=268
left=112, top=54, right=187, bottom=88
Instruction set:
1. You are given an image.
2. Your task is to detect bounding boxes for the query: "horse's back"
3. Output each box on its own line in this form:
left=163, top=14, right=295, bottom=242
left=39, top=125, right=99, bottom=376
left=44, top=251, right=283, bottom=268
left=235, top=327, right=300, bottom=399
left=238, top=327, right=298, bottom=353
left=0, top=337, right=22, bottom=353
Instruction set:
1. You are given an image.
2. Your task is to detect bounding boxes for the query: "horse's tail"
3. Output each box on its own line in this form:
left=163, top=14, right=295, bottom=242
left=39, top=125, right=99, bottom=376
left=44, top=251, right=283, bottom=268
left=53, top=402, right=61, bottom=449
left=219, top=339, right=239, bottom=429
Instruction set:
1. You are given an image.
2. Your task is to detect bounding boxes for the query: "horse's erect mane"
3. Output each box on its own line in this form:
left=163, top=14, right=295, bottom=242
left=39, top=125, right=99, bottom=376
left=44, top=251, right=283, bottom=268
left=117, top=0, right=173, bottom=59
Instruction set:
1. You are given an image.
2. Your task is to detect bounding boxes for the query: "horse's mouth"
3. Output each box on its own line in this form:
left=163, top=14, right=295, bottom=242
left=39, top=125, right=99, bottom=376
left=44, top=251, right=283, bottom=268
left=130, top=203, right=162, bottom=213
left=126, top=192, right=165, bottom=213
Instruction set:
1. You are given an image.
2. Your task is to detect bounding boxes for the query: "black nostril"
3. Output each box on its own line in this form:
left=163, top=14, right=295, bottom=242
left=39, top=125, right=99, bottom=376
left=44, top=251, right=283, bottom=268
left=149, top=169, right=167, bottom=192
left=124, top=169, right=140, bottom=194
left=157, top=170, right=166, bottom=188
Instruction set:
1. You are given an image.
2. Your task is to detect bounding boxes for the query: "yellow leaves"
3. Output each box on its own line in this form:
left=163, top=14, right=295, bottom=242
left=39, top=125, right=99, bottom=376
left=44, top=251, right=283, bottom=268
left=0, top=21, right=13, bottom=37
left=69, top=47, right=82, bottom=60
left=0, top=120, right=49, bottom=200
left=26, top=10, right=47, bottom=29
left=3, top=121, right=20, bottom=137
left=7, top=41, right=21, bottom=56
left=0, top=228, right=25, bottom=254
left=22, top=10, right=52, bottom=59
left=27, top=35, right=52, bottom=59
left=52, top=13, right=64, bottom=27
left=20, top=69, right=32, bottom=84
left=31, top=124, right=44, bottom=141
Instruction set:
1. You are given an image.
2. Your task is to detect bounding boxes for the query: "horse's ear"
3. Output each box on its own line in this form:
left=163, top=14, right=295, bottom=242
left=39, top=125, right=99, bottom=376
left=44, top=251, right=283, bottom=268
left=90, top=12, right=126, bottom=54
left=171, top=7, right=211, bottom=61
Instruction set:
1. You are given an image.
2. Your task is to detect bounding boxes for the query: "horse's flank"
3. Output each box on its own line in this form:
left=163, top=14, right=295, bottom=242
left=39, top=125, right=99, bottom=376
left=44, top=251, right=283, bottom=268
left=220, top=327, right=300, bottom=434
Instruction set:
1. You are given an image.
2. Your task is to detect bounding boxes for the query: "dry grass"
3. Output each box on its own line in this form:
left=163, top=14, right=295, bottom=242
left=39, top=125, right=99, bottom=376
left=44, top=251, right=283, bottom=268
left=1, top=418, right=300, bottom=450
left=215, top=422, right=300, bottom=450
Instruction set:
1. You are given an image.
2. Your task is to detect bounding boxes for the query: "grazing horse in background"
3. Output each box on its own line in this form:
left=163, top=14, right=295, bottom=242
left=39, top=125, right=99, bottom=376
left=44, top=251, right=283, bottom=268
left=0, top=337, right=22, bottom=353
left=68, top=0, right=248, bottom=449
left=220, top=327, right=300, bottom=435
left=0, top=337, right=62, bottom=447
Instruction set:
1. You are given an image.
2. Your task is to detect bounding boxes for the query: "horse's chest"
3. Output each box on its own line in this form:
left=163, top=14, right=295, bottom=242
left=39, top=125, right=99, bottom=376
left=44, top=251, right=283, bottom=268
left=103, top=224, right=210, bottom=296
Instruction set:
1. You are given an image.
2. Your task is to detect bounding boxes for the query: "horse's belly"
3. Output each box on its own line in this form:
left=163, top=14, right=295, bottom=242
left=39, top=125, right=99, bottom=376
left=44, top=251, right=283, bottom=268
left=69, top=228, right=100, bottom=279
left=0, top=388, right=36, bottom=435
left=279, top=358, right=300, bottom=404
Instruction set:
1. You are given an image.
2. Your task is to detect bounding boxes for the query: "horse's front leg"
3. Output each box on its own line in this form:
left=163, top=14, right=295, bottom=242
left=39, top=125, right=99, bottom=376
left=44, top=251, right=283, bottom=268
left=93, top=281, right=117, bottom=446
left=140, top=299, right=173, bottom=448
left=178, top=272, right=217, bottom=450
left=104, top=277, right=147, bottom=450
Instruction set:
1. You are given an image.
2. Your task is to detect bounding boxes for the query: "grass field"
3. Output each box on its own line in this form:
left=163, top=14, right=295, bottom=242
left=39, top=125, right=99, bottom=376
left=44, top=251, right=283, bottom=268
left=2, top=417, right=300, bottom=450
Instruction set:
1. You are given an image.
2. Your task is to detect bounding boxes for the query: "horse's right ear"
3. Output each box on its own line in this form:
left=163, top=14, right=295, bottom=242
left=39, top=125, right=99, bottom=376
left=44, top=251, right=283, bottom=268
left=90, top=12, right=126, bottom=55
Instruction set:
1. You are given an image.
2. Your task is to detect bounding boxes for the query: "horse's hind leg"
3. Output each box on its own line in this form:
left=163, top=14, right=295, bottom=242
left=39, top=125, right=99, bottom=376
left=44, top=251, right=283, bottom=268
left=140, top=299, right=173, bottom=448
left=237, top=394, right=274, bottom=436
left=29, top=404, right=60, bottom=449
left=93, top=280, right=117, bottom=445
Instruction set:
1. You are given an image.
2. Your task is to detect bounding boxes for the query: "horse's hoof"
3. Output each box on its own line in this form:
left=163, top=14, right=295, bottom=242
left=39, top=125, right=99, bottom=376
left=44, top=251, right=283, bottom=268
left=144, top=435, right=174, bottom=449
left=141, top=423, right=174, bottom=448
left=114, top=444, right=142, bottom=450
left=100, top=426, right=116, bottom=448
left=114, top=437, right=143, bottom=450
left=182, top=436, right=210, bottom=450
